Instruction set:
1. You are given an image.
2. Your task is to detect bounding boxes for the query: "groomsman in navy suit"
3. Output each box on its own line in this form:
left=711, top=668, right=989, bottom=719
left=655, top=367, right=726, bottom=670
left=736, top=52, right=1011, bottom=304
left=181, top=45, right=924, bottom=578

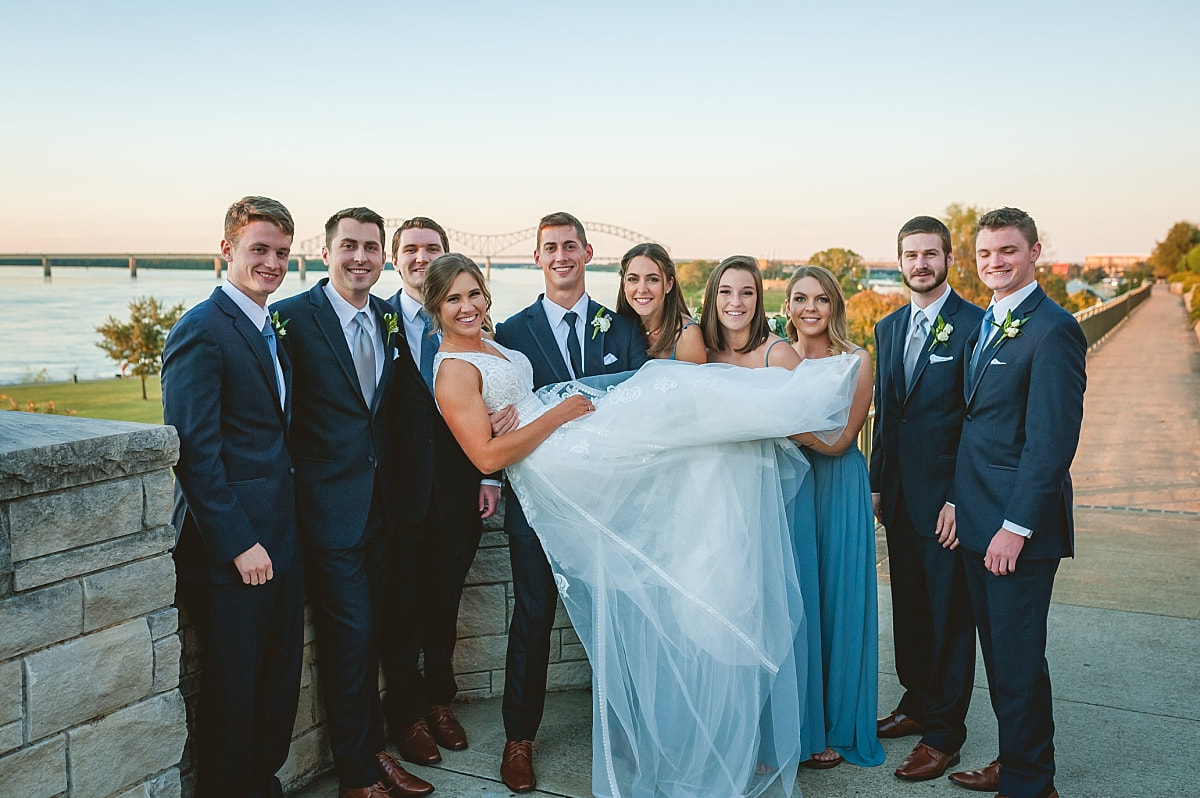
left=380, top=217, right=508, bottom=767
left=163, top=196, right=303, bottom=798
left=948, top=208, right=1085, bottom=798
left=492, top=211, right=648, bottom=792
left=271, top=208, right=432, bottom=798
left=870, top=216, right=981, bottom=781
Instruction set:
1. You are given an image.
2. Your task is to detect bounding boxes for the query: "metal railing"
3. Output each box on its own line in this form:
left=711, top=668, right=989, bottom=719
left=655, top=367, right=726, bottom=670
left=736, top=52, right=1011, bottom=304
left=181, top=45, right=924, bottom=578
left=1074, top=282, right=1151, bottom=348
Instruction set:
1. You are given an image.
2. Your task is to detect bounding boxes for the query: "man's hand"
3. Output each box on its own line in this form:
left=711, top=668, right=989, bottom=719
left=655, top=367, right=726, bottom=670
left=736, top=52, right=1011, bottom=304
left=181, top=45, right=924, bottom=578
left=984, top=528, right=1025, bottom=575
left=233, top=543, right=273, bottom=585
left=935, top=503, right=958, bottom=549
left=871, top=493, right=883, bottom=525
left=479, top=484, right=501, bottom=519
left=489, top=405, right=519, bottom=437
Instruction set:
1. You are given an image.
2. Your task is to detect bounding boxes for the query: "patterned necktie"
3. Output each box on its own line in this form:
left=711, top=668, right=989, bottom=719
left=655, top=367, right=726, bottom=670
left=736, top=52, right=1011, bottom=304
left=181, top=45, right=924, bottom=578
left=903, top=312, right=928, bottom=389
left=260, top=319, right=283, bottom=401
left=419, top=308, right=439, bottom=392
left=969, top=306, right=995, bottom=384
left=352, top=311, right=376, bottom=405
left=563, top=310, right=583, bottom=378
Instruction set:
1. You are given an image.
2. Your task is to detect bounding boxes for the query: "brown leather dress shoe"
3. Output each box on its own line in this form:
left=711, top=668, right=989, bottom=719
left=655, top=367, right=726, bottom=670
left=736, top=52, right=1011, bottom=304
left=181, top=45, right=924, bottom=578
left=877, top=711, right=923, bottom=738
left=895, top=742, right=960, bottom=781
left=427, top=704, right=468, bottom=750
left=376, top=751, right=434, bottom=797
left=501, top=739, right=536, bottom=793
left=948, top=759, right=1000, bottom=791
left=397, top=718, right=442, bottom=765
left=338, top=782, right=393, bottom=798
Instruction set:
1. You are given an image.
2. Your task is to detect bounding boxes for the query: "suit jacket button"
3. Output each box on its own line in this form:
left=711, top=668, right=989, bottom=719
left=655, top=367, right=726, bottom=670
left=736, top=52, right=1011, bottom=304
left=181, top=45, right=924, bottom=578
left=965, top=414, right=973, bottom=422
left=367, top=455, right=375, bottom=464
left=289, top=467, right=295, bottom=475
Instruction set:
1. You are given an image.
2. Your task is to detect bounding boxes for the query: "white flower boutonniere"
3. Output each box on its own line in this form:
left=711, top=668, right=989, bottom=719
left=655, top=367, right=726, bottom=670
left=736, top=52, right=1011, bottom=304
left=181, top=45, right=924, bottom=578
left=926, top=314, right=953, bottom=352
left=382, top=312, right=399, bottom=344
left=767, top=314, right=788, bottom=337
left=271, top=310, right=289, bottom=337
left=992, top=309, right=1026, bottom=341
left=591, top=307, right=611, bottom=339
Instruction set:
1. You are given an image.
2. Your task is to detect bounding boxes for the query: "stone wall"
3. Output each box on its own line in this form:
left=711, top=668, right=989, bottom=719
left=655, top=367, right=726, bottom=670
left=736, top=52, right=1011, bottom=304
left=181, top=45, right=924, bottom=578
left=0, top=411, right=185, bottom=798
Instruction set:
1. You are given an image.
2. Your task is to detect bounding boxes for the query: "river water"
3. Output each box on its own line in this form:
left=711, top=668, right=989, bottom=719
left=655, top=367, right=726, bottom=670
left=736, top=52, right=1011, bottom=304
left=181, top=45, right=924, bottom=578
left=0, top=266, right=623, bottom=385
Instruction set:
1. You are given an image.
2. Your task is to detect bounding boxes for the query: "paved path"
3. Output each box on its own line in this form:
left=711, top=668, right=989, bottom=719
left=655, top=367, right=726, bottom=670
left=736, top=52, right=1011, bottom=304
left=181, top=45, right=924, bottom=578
left=294, top=285, right=1200, bottom=797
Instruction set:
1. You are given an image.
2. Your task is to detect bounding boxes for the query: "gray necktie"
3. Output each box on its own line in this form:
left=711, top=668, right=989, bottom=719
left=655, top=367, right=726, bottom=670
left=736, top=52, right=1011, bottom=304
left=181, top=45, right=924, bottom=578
left=260, top=319, right=282, bottom=400
left=903, top=313, right=928, bottom=389
left=419, top=308, right=439, bottom=392
left=563, top=310, right=582, bottom=378
left=352, top=311, right=376, bottom=405
left=969, top=306, right=995, bottom=383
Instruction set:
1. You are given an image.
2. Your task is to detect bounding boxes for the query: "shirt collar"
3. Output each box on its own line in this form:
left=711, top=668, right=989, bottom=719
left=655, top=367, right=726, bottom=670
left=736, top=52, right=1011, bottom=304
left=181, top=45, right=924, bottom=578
left=542, top=293, right=590, bottom=327
left=989, top=280, right=1038, bottom=321
left=398, top=288, right=424, bottom=324
left=221, top=281, right=270, bottom=329
left=910, top=285, right=952, bottom=327
left=322, top=282, right=374, bottom=331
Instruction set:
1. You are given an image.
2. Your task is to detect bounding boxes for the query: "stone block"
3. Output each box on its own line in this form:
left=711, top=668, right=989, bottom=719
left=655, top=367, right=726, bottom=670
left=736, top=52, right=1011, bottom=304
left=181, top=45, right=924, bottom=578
left=83, top=554, right=176, bottom=631
left=546, top=659, right=592, bottom=691
left=453, top=671, right=491, bottom=692
left=456, top=584, right=507, bottom=637
left=547, top=629, right=562, bottom=663
left=292, top=682, right=319, bottom=737
left=14, top=526, right=173, bottom=592
left=0, top=416, right=178, bottom=502
left=26, top=619, right=153, bottom=739
left=147, top=607, right=179, bottom=640
left=0, top=733, right=67, bottom=797
left=562, top=641, right=588, bottom=662
left=278, top=724, right=331, bottom=793
left=478, top=530, right=508, bottom=550
left=0, top=580, right=82, bottom=657
left=464, top=546, right=511, bottom=584
left=142, top=470, right=174, bottom=529
left=0, top=505, right=11, bottom=598
left=153, top=634, right=182, bottom=693
left=0, top=720, right=21, bottom=755
left=552, top=598, right=572, bottom=629
left=68, top=690, right=187, bottom=798
left=9, top=477, right=143, bottom=561
left=452, top=633, right=508, bottom=674
left=0, top=659, right=22, bottom=726
left=149, top=767, right=182, bottom=798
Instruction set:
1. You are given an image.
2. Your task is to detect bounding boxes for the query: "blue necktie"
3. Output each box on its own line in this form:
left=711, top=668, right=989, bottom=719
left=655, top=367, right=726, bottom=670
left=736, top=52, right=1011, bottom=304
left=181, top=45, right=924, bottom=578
left=419, top=308, right=439, bottom=392
left=563, top=310, right=582, bottom=378
left=261, top=319, right=283, bottom=400
left=969, top=306, right=995, bottom=383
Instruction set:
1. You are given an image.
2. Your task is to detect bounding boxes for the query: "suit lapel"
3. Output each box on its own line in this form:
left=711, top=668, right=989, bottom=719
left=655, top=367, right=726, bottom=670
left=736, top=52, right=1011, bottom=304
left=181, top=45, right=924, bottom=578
left=370, top=294, right=397, bottom=414
left=527, top=300, right=573, bottom=383
left=583, top=299, right=607, bottom=375
left=906, top=292, right=961, bottom=402
left=310, top=281, right=370, bottom=408
left=887, top=310, right=907, bottom=404
left=213, top=289, right=284, bottom=420
left=965, top=286, right=1045, bottom=407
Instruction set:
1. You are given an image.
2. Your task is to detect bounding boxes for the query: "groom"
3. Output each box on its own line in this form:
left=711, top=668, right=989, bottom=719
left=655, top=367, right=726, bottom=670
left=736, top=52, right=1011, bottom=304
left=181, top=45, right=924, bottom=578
left=950, top=207, right=1085, bottom=798
left=492, top=211, right=648, bottom=792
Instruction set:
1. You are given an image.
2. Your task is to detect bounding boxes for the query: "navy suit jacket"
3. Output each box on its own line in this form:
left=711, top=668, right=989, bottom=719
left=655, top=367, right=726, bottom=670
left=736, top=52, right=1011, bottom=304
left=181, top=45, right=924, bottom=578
left=271, top=281, right=400, bottom=550
left=494, top=295, right=648, bottom=536
left=385, top=290, right=485, bottom=526
left=953, top=285, right=1086, bottom=560
left=163, top=286, right=298, bottom=584
left=870, top=290, right=983, bottom=536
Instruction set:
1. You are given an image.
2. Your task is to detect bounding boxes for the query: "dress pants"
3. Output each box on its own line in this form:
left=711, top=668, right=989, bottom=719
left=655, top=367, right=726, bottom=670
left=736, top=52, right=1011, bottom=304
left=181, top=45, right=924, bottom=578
left=501, top=531, right=560, bottom=742
left=308, top=495, right=389, bottom=788
left=179, top=568, right=304, bottom=798
left=962, top=550, right=1059, bottom=798
left=381, top=494, right=483, bottom=728
left=883, top=494, right=935, bottom=723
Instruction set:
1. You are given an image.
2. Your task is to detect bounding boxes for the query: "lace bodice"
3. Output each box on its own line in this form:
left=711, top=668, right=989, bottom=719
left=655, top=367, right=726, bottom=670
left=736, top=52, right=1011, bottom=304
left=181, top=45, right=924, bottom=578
left=433, top=339, right=549, bottom=427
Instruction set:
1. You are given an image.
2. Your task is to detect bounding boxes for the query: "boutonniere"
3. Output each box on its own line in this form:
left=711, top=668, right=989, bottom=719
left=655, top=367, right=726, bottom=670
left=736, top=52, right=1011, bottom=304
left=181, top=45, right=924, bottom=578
left=271, top=310, right=289, bottom=337
left=382, top=312, right=399, bottom=343
left=767, top=314, right=788, bottom=337
left=926, top=314, right=953, bottom=352
left=590, top=307, right=611, bottom=339
left=991, top=309, right=1026, bottom=341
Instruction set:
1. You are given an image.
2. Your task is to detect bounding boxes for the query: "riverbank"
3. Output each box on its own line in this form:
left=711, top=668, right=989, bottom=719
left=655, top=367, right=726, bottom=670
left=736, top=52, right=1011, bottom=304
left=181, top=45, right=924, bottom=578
left=0, top=377, right=163, bottom=424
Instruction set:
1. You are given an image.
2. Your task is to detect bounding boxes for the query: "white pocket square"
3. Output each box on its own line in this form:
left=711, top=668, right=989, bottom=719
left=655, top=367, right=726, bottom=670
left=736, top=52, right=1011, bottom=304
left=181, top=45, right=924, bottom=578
left=603, top=353, right=618, bottom=366
left=989, top=357, right=1007, bottom=366
left=928, top=354, right=954, bottom=363
left=392, top=349, right=401, bottom=360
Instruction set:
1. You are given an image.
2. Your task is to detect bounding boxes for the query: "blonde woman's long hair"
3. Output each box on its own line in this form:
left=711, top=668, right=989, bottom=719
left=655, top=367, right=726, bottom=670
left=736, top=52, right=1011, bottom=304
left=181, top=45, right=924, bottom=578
left=784, top=266, right=855, bottom=356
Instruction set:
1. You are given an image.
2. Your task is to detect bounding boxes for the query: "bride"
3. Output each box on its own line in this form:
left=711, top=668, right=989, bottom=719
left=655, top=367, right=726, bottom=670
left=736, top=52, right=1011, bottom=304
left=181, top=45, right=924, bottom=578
left=426, top=254, right=859, bottom=798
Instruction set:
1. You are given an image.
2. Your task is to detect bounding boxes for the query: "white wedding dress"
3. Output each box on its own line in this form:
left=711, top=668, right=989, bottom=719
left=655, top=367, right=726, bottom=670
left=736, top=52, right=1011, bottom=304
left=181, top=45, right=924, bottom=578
left=436, top=340, right=859, bottom=798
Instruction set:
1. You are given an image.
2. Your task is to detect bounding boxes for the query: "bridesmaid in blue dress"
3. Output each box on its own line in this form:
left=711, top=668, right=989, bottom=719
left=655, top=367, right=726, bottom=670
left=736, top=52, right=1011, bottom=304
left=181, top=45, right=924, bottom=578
left=786, top=266, right=885, bottom=769
left=616, top=243, right=706, bottom=363
left=701, top=256, right=827, bottom=763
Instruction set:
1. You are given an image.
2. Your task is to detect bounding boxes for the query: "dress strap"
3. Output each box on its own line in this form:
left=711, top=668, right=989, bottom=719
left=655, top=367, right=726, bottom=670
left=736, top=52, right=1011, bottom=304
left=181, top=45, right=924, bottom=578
left=765, top=338, right=788, bottom=366
left=669, top=320, right=698, bottom=361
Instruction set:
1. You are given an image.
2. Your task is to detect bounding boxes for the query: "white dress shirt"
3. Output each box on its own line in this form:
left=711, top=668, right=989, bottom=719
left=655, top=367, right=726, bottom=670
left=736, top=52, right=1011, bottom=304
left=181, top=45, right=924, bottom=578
left=222, top=281, right=286, bottom=409
left=540, top=293, right=591, bottom=379
left=398, top=289, right=432, bottom=369
left=322, top=283, right=383, bottom=386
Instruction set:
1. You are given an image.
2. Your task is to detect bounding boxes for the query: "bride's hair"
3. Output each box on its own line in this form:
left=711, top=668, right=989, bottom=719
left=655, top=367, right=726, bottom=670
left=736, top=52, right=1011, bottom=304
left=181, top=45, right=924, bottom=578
left=783, top=266, right=854, bottom=356
left=422, top=253, right=494, bottom=332
left=700, top=255, right=770, bottom=355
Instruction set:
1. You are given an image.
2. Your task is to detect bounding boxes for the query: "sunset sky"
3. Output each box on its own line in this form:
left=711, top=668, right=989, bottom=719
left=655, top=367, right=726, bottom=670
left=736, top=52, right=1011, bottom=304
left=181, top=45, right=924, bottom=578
left=3, top=0, right=1197, bottom=263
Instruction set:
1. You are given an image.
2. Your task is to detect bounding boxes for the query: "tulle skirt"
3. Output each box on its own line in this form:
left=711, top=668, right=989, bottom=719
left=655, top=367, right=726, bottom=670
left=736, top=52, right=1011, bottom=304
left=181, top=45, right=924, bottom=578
left=507, top=357, right=860, bottom=798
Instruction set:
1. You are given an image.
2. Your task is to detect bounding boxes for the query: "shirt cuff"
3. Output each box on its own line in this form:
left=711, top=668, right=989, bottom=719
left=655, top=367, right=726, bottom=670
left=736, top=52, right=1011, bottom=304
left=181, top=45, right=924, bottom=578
left=1003, top=519, right=1032, bottom=538
left=480, top=479, right=502, bottom=488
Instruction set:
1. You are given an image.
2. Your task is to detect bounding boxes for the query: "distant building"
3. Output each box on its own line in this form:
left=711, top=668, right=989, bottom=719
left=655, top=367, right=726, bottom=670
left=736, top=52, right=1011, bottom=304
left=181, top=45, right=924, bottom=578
left=1085, top=254, right=1147, bottom=276
left=866, top=266, right=906, bottom=295
left=1049, top=262, right=1071, bottom=276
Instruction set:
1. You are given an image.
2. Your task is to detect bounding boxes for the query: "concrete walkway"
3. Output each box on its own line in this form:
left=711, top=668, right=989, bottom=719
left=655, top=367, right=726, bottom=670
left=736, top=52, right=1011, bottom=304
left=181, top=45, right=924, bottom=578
left=295, top=285, right=1200, bottom=797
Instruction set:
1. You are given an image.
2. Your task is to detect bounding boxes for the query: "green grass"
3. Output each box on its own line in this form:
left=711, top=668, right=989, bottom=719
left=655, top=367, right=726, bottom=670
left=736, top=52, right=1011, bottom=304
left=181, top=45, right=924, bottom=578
left=0, top=377, right=164, bottom=424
